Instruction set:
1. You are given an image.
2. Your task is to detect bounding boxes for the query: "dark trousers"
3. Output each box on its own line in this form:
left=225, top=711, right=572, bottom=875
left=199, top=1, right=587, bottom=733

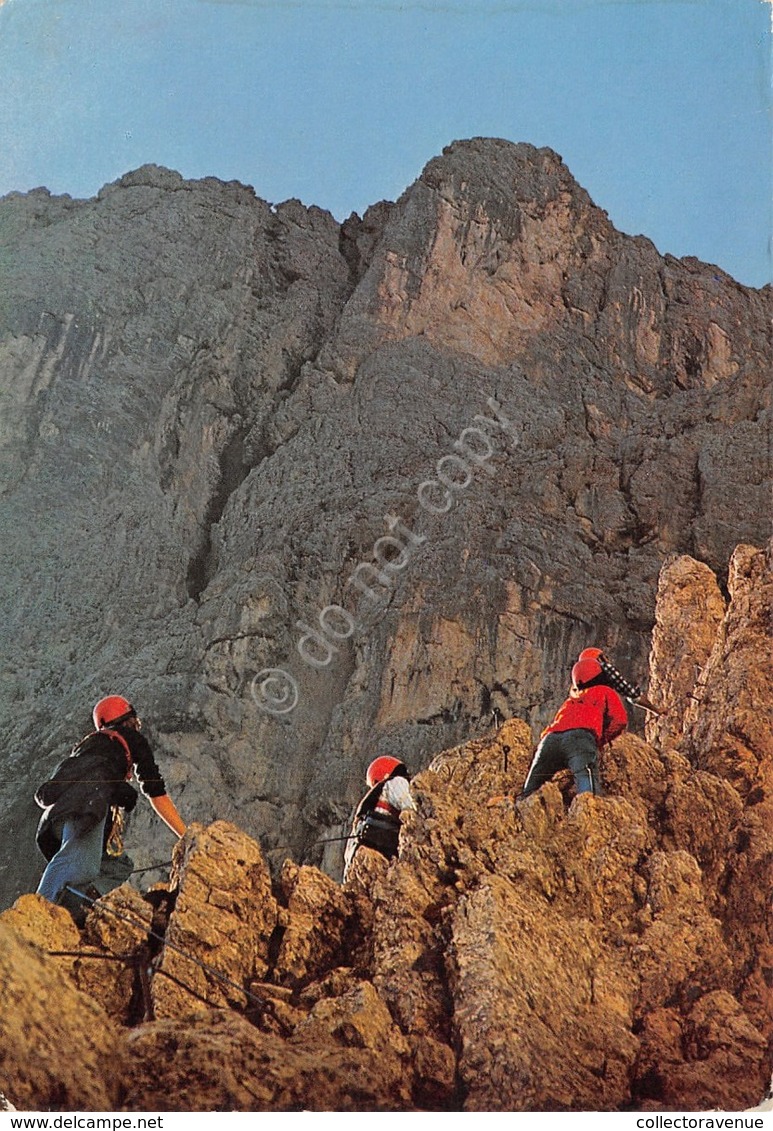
left=521, top=728, right=601, bottom=798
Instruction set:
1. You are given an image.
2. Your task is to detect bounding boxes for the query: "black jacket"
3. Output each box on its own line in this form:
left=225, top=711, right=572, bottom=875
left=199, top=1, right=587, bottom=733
left=35, top=727, right=166, bottom=860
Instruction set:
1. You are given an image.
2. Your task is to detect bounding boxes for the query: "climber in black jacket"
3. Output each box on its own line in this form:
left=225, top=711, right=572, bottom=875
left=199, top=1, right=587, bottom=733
left=35, top=695, right=186, bottom=917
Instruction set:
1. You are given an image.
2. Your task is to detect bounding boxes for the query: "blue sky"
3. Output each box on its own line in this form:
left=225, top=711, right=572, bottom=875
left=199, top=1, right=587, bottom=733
left=0, top=0, right=770, bottom=287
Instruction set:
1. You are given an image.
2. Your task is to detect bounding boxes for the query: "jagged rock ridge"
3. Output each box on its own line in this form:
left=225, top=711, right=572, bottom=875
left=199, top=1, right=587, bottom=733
left=0, top=541, right=770, bottom=1112
left=0, top=139, right=769, bottom=904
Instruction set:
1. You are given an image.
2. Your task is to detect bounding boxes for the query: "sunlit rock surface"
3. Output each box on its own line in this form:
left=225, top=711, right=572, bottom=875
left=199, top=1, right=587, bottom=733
left=1, top=542, right=769, bottom=1111
left=0, top=141, right=769, bottom=904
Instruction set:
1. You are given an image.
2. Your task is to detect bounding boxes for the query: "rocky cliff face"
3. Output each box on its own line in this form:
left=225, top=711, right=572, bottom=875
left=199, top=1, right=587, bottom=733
left=0, top=138, right=769, bottom=904
left=0, top=541, right=770, bottom=1112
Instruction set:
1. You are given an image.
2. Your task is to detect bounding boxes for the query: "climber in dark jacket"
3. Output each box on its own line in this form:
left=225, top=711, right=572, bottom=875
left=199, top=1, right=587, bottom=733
left=343, top=756, right=416, bottom=882
left=35, top=695, right=186, bottom=911
left=519, top=655, right=629, bottom=799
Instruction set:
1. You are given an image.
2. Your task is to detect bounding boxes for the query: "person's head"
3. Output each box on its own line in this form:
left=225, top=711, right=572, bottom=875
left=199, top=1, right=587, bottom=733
left=579, top=647, right=605, bottom=663
left=93, top=695, right=140, bottom=731
left=571, top=657, right=604, bottom=692
left=366, top=755, right=407, bottom=788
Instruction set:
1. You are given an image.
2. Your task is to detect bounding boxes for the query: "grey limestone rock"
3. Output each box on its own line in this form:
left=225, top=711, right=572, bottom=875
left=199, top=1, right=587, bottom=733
left=0, top=141, right=769, bottom=902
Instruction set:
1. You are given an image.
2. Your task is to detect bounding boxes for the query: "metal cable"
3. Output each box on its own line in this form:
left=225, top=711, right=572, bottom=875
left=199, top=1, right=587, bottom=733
left=64, top=885, right=265, bottom=1007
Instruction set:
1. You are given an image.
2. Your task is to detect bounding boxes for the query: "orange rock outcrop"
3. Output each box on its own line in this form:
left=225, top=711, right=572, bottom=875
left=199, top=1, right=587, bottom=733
left=1, top=543, right=770, bottom=1112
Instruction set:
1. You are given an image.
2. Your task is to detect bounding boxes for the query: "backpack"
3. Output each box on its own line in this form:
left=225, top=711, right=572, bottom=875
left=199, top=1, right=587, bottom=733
left=346, top=779, right=402, bottom=865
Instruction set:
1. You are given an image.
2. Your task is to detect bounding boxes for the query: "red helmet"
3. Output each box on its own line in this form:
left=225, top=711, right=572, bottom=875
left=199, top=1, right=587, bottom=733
left=93, top=695, right=136, bottom=729
left=366, top=756, right=406, bottom=788
left=571, top=658, right=602, bottom=690
left=579, top=647, right=604, bottom=662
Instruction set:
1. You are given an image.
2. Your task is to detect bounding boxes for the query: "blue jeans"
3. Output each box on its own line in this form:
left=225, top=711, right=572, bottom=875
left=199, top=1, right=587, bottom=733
left=521, top=728, right=601, bottom=798
left=36, top=814, right=107, bottom=903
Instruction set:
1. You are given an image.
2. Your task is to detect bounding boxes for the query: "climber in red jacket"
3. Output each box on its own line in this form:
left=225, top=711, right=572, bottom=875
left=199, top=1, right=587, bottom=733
left=519, top=655, right=629, bottom=799
left=576, top=646, right=664, bottom=716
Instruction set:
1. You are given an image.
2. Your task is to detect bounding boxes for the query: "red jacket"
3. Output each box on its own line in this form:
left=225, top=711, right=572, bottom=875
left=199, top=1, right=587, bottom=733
left=542, top=684, right=628, bottom=748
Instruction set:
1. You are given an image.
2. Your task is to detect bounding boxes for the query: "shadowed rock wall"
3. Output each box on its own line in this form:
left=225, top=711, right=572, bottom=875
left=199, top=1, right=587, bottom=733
left=0, top=139, right=769, bottom=903
left=0, top=542, right=769, bottom=1112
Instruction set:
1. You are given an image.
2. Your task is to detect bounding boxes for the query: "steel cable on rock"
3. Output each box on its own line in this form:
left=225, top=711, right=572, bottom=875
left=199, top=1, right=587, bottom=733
left=46, top=942, right=235, bottom=1015
left=63, top=885, right=266, bottom=1008
left=128, top=860, right=173, bottom=876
